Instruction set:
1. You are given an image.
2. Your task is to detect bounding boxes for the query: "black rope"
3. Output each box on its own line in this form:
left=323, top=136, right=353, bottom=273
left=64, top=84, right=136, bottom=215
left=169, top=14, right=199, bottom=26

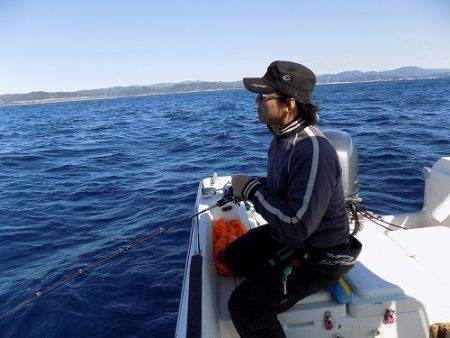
left=0, top=204, right=218, bottom=322
left=357, top=204, right=406, bottom=230
left=347, top=201, right=361, bottom=235
left=357, top=208, right=395, bottom=231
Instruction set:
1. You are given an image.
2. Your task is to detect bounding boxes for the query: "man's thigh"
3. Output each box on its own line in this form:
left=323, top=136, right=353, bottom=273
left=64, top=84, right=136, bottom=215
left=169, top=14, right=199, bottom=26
left=224, top=224, right=284, bottom=276
left=229, top=262, right=325, bottom=316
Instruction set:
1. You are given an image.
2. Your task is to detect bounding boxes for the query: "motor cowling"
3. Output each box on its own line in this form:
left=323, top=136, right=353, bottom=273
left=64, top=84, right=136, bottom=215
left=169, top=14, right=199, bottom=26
left=322, top=129, right=359, bottom=202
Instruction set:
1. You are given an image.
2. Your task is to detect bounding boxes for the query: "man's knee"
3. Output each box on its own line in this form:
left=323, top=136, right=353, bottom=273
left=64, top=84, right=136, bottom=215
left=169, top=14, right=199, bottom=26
left=224, top=241, right=240, bottom=274
left=228, top=286, right=286, bottom=338
left=228, top=286, right=245, bottom=316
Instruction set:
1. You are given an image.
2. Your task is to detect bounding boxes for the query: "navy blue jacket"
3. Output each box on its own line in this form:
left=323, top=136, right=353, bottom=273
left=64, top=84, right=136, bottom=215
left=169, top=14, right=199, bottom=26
left=242, top=118, right=349, bottom=249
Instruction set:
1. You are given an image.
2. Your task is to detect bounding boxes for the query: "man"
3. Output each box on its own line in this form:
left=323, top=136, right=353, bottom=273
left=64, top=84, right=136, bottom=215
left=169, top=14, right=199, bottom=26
left=225, top=61, right=361, bottom=337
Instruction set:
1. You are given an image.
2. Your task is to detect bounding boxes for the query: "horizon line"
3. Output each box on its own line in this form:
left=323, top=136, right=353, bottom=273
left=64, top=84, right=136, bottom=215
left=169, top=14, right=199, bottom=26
left=1, top=64, right=450, bottom=96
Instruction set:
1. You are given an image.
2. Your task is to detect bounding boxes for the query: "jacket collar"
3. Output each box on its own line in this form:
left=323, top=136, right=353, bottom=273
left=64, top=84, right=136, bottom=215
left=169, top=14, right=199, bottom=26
left=266, top=117, right=307, bottom=139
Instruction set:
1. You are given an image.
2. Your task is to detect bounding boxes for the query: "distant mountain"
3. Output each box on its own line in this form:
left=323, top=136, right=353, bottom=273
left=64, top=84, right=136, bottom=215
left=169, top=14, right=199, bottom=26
left=316, top=66, right=450, bottom=84
left=0, top=81, right=243, bottom=105
left=1, top=67, right=449, bottom=105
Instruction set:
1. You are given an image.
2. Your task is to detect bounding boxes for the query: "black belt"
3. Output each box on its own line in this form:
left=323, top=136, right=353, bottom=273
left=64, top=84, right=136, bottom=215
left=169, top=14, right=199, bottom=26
left=309, top=239, right=350, bottom=254
left=272, top=235, right=361, bottom=266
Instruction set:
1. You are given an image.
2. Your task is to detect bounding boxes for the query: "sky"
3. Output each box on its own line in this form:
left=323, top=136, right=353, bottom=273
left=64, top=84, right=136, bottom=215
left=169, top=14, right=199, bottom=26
left=0, top=0, right=449, bottom=94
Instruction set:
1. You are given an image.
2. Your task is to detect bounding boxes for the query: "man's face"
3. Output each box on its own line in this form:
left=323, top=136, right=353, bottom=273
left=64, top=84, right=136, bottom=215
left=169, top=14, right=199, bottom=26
left=255, top=93, right=285, bottom=125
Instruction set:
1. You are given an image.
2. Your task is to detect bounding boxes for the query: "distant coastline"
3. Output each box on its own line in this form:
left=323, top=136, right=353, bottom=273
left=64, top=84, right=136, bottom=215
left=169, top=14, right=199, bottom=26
left=0, top=88, right=241, bottom=107
left=316, top=76, right=446, bottom=86
left=1, top=66, right=449, bottom=106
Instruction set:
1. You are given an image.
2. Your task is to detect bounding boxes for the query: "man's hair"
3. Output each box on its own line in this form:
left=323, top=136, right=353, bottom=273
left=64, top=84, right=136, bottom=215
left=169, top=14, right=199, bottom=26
left=296, top=101, right=319, bottom=126
left=279, top=95, right=319, bottom=126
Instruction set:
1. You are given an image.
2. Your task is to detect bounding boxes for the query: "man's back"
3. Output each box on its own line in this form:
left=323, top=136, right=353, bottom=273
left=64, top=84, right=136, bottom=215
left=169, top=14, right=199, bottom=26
left=251, top=122, right=349, bottom=249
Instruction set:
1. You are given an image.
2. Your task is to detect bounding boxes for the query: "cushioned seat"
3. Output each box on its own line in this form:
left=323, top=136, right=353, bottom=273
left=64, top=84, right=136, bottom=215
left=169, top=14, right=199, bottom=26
left=344, top=261, right=404, bottom=298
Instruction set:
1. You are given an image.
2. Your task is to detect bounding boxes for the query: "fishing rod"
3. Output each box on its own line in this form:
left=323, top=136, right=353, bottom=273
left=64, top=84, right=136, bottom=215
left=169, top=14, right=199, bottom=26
left=0, top=187, right=236, bottom=322
left=1, top=184, right=403, bottom=322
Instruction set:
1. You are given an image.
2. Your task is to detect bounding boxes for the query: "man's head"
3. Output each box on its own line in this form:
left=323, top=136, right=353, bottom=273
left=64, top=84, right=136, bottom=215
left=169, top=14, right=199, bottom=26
left=254, top=93, right=295, bottom=126
left=243, top=61, right=318, bottom=127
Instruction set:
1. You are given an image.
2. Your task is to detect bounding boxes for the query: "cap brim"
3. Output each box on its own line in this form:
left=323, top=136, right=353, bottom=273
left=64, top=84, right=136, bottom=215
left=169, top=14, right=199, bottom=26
left=243, top=77, right=274, bottom=94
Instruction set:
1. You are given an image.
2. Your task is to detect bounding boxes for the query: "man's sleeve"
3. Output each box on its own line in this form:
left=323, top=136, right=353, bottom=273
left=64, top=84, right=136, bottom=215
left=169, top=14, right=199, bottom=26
left=242, top=137, right=336, bottom=244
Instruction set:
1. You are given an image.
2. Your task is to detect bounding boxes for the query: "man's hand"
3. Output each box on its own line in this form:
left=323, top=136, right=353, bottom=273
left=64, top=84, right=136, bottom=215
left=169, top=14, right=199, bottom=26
left=231, top=174, right=251, bottom=201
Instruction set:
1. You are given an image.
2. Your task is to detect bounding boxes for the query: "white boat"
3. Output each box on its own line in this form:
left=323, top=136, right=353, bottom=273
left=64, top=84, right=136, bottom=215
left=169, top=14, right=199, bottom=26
left=175, top=130, right=450, bottom=338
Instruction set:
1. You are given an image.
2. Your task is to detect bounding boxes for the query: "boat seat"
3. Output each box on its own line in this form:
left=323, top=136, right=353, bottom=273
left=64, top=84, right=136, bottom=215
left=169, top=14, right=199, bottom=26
left=344, top=261, right=404, bottom=298
left=296, top=288, right=332, bottom=304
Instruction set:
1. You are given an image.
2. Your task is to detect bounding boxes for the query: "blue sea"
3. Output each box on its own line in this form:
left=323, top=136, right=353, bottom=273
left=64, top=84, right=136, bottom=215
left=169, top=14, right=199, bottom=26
left=0, top=78, right=449, bottom=337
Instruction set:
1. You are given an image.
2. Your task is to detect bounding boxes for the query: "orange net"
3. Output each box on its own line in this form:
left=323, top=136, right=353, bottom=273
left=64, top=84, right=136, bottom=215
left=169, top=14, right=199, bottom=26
left=213, top=218, right=247, bottom=276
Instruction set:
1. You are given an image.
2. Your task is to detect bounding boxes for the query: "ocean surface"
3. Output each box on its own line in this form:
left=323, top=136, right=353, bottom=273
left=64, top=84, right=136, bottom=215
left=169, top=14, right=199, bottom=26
left=0, top=78, right=449, bottom=337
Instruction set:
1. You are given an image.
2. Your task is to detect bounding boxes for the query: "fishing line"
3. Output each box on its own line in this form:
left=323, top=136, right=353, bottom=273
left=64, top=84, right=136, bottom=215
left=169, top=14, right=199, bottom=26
left=0, top=192, right=233, bottom=322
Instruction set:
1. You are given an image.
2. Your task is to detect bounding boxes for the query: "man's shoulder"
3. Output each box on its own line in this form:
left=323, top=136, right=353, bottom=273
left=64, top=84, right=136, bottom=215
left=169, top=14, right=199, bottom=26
left=295, top=126, right=339, bottom=160
left=299, top=125, right=334, bottom=146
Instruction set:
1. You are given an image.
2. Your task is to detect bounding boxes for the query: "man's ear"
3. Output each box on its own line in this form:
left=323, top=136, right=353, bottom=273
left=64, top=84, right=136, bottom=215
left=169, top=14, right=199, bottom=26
left=287, top=98, right=296, bottom=111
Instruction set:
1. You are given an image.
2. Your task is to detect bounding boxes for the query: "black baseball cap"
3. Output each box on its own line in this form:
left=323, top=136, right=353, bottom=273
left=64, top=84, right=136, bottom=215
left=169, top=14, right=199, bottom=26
left=243, top=60, right=316, bottom=104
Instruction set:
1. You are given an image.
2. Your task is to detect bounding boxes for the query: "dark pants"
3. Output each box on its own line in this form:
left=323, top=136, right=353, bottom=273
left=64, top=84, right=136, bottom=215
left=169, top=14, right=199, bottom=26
left=224, top=225, right=352, bottom=338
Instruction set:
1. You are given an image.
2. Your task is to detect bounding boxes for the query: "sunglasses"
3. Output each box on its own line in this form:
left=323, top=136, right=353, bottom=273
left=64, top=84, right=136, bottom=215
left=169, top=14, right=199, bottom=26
left=256, top=94, right=284, bottom=103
